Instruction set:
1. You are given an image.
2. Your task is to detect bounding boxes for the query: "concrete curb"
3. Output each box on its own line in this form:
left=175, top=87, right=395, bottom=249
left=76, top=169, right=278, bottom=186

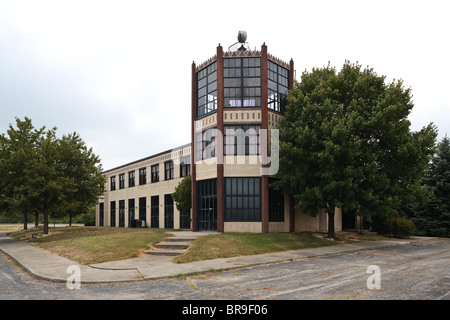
left=0, top=231, right=436, bottom=284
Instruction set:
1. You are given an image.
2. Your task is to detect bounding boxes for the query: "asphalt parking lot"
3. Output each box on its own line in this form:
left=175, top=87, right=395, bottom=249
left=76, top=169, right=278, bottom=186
left=1, top=238, right=449, bottom=301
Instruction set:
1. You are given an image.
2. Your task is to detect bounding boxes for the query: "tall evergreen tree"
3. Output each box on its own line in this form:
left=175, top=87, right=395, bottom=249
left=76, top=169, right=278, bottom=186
left=411, top=137, right=450, bottom=237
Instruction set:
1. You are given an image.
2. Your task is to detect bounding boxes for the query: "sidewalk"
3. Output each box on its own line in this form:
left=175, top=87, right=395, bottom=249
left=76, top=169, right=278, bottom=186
left=0, top=230, right=433, bottom=284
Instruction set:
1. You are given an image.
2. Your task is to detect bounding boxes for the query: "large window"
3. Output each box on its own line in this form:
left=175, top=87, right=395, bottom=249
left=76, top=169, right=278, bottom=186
left=224, top=57, right=261, bottom=108
left=180, top=156, right=191, bottom=177
left=164, top=194, right=174, bottom=229
left=128, top=199, right=135, bottom=227
left=119, top=174, right=125, bottom=189
left=139, top=168, right=146, bottom=185
left=110, top=201, right=116, bottom=227
left=128, top=171, right=135, bottom=187
left=110, top=176, right=116, bottom=191
left=164, top=161, right=174, bottom=180
left=224, top=125, right=261, bottom=156
left=119, top=200, right=125, bottom=227
left=139, top=197, right=146, bottom=222
left=197, top=62, right=217, bottom=118
left=268, top=61, right=289, bottom=113
left=195, top=127, right=217, bottom=161
left=99, top=203, right=104, bottom=227
left=151, top=196, right=159, bottom=228
left=151, top=164, right=159, bottom=183
left=225, top=177, right=261, bottom=222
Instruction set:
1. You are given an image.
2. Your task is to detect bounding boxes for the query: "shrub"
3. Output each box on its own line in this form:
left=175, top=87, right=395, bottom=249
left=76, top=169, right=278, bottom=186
left=392, top=217, right=416, bottom=238
left=370, top=214, right=416, bottom=238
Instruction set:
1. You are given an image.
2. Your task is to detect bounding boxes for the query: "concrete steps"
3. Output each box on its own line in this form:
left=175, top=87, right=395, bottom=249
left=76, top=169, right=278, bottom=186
left=144, top=235, right=197, bottom=257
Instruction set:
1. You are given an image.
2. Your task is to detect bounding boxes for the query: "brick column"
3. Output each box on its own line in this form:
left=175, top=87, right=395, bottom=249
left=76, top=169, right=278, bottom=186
left=216, top=45, right=225, bottom=233
left=261, top=43, right=269, bottom=233
left=191, top=61, right=197, bottom=231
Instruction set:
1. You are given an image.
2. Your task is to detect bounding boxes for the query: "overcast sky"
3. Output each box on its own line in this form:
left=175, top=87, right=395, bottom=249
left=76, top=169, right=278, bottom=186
left=1, top=0, right=449, bottom=171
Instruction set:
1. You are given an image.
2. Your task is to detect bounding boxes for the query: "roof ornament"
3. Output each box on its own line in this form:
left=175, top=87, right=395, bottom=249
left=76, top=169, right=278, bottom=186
left=228, top=30, right=250, bottom=52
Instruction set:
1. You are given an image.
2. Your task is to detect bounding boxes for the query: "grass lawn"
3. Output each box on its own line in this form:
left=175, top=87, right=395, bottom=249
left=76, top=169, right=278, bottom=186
left=10, top=226, right=171, bottom=265
left=174, top=232, right=336, bottom=264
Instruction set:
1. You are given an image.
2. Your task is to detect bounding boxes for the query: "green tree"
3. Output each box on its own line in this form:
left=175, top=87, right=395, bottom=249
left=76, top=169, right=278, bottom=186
left=0, top=117, right=106, bottom=234
left=411, top=136, right=450, bottom=237
left=274, top=61, right=436, bottom=238
left=0, top=117, right=45, bottom=230
left=172, top=175, right=191, bottom=211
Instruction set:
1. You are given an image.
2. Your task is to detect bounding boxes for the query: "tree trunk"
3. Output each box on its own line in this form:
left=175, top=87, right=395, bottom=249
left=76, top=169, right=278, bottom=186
left=23, top=211, right=28, bottom=230
left=69, top=213, right=72, bottom=227
left=327, top=208, right=335, bottom=239
left=34, top=211, right=39, bottom=228
left=43, top=207, right=49, bottom=235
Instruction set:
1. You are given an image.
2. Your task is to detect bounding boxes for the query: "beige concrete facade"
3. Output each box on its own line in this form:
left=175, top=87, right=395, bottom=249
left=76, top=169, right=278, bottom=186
left=96, top=144, right=191, bottom=229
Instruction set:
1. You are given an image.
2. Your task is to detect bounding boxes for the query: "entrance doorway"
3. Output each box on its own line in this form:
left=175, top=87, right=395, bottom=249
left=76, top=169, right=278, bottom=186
left=196, top=179, right=217, bottom=231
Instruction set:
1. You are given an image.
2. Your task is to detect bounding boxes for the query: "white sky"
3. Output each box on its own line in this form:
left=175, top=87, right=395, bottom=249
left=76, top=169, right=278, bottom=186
left=1, top=0, right=449, bottom=170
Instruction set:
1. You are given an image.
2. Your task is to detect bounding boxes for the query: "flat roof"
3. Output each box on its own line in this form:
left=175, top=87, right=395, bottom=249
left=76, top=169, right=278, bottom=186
left=102, top=142, right=191, bottom=174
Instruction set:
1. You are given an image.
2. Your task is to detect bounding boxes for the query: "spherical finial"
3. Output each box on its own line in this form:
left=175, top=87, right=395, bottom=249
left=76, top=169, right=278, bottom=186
left=238, top=30, right=247, bottom=44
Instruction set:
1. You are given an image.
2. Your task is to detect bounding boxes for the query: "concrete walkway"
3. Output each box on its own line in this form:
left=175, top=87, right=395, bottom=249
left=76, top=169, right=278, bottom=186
left=0, top=230, right=434, bottom=284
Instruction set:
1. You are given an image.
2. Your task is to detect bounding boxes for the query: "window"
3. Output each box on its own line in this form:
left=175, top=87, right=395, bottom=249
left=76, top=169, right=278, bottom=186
left=139, top=197, right=146, bottom=222
left=139, top=168, right=146, bottom=185
left=197, top=62, right=217, bottom=118
left=225, top=177, right=261, bottom=222
left=119, top=200, right=125, bottom=227
left=99, top=203, right=104, bottom=227
left=195, top=127, right=217, bottom=161
left=180, top=156, right=191, bottom=177
left=151, top=196, right=159, bottom=228
left=164, top=194, right=174, bottom=229
left=224, top=125, right=261, bottom=156
left=151, top=164, right=159, bottom=183
left=224, top=57, right=261, bottom=108
left=164, top=161, right=174, bottom=180
left=110, top=201, right=116, bottom=227
left=268, top=61, right=289, bottom=113
left=128, top=171, right=135, bottom=187
left=110, top=176, right=116, bottom=191
left=269, top=179, right=284, bottom=222
left=128, top=198, right=135, bottom=227
left=119, top=174, right=125, bottom=189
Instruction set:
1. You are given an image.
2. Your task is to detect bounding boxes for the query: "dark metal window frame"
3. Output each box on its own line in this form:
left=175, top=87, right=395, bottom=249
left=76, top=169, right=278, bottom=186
left=224, top=177, right=261, bottom=222
left=196, top=178, right=217, bottom=231
left=151, top=195, right=159, bottom=228
left=119, top=174, right=125, bottom=190
left=110, top=201, right=116, bottom=227
left=164, top=194, right=174, bottom=229
left=195, top=127, right=217, bottom=161
left=268, top=60, right=289, bottom=113
left=139, top=167, right=147, bottom=185
left=99, top=202, right=104, bottom=226
left=128, top=171, right=135, bottom=188
left=128, top=198, right=135, bottom=227
left=119, top=199, right=125, bottom=227
left=151, top=164, right=159, bottom=183
left=224, top=57, right=261, bottom=109
left=164, top=161, right=174, bottom=180
left=197, top=62, right=218, bottom=119
left=180, top=156, right=191, bottom=177
left=224, top=124, right=262, bottom=156
left=110, top=176, right=116, bottom=191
